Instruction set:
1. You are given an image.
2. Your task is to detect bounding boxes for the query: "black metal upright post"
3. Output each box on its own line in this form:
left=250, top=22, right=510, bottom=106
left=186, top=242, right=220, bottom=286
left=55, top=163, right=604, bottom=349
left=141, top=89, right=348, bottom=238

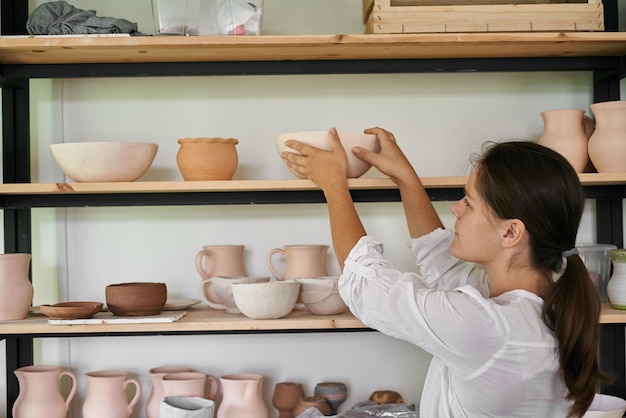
left=1, top=2, right=33, bottom=417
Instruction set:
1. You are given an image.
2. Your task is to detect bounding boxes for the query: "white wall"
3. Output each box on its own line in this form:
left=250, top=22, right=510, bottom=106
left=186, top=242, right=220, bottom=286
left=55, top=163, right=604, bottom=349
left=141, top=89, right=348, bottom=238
left=3, top=1, right=616, bottom=417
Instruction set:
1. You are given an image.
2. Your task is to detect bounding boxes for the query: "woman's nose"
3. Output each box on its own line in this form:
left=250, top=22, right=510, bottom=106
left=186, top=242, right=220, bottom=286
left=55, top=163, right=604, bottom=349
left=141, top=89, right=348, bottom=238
left=451, top=200, right=462, bottom=218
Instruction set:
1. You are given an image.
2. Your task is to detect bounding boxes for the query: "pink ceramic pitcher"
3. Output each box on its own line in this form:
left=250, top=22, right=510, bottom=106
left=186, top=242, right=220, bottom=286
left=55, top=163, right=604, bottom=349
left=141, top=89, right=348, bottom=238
left=267, top=245, right=329, bottom=280
left=162, top=371, right=218, bottom=400
left=13, top=365, right=77, bottom=418
left=0, top=253, right=33, bottom=320
left=195, top=245, right=246, bottom=280
left=146, top=366, right=194, bottom=418
left=82, top=370, right=142, bottom=418
left=218, top=373, right=268, bottom=418
left=588, top=100, right=626, bottom=172
left=537, top=108, right=593, bottom=173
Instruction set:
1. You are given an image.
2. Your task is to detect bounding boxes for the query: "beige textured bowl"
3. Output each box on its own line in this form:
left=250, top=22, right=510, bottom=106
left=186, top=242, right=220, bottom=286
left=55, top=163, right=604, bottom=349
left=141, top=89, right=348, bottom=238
left=297, top=277, right=347, bottom=315
left=50, top=142, right=158, bottom=182
left=105, top=282, right=167, bottom=316
left=275, top=131, right=380, bottom=178
left=232, top=281, right=300, bottom=319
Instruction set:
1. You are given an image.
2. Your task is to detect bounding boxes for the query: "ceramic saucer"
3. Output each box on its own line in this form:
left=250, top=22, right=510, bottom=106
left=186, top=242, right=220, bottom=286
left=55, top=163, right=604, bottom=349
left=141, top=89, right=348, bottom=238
left=40, top=301, right=103, bottom=320
left=162, top=298, right=200, bottom=311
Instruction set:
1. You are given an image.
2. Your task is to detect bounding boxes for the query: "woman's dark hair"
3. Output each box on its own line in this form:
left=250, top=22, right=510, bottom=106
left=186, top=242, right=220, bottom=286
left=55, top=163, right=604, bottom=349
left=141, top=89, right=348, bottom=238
left=474, top=141, right=611, bottom=417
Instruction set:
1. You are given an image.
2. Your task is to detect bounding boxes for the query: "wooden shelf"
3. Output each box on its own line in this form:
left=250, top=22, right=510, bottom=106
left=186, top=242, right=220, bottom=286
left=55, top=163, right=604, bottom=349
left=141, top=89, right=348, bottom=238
left=1, top=32, right=626, bottom=65
left=0, top=306, right=367, bottom=336
left=600, top=303, right=626, bottom=324
left=1, top=173, right=625, bottom=196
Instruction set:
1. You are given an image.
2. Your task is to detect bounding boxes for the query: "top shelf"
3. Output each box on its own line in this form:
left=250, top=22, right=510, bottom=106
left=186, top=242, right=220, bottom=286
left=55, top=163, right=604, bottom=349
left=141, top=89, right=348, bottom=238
left=1, top=32, right=626, bottom=78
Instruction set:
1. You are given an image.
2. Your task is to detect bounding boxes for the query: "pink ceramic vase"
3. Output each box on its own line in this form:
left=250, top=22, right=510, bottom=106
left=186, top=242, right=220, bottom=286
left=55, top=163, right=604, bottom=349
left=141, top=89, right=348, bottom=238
left=13, top=365, right=77, bottom=418
left=272, top=381, right=305, bottom=418
left=537, top=108, right=592, bottom=173
left=82, top=370, right=142, bottom=418
left=176, top=137, right=238, bottom=181
left=161, top=371, right=218, bottom=400
left=217, top=373, right=268, bottom=418
left=0, top=253, right=33, bottom=320
left=267, top=245, right=329, bottom=280
left=588, top=100, right=626, bottom=172
left=146, top=366, right=194, bottom=418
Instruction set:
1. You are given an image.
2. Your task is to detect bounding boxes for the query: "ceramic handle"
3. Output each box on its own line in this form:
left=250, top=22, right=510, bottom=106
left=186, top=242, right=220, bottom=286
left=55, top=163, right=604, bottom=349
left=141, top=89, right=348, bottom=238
left=60, top=370, right=78, bottom=410
left=195, top=250, right=215, bottom=280
left=123, top=377, right=142, bottom=414
left=267, top=248, right=286, bottom=280
left=198, top=279, right=227, bottom=310
left=206, top=374, right=219, bottom=400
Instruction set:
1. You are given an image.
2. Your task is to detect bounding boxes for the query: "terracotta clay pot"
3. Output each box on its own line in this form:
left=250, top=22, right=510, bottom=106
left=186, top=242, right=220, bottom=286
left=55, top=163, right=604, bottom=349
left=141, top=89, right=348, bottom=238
left=13, top=365, right=77, bottom=418
left=272, top=381, right=305, bottom=418
left=292, top=396, right=332, bottom=417
left=176, top=137, right=238, bottom=181
left=105, top=282, right=167, bottom=316
left=537, top=108, right=592, bottom=173
left=0, top=253, right=33, bottom=320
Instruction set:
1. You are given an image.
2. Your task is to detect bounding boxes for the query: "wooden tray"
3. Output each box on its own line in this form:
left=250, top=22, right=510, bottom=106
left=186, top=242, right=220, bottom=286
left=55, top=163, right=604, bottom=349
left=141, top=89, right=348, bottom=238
left=363, top=0, right=604, bottom=34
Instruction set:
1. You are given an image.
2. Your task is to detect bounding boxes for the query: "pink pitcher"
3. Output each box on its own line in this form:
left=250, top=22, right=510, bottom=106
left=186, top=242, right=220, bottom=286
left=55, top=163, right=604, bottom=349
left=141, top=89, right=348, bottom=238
left=162, top=371, right=218, bottom=400
left=13, top=365, right=77, bottom=418
left=146, top=366, right=194, bottom=418
left=0, top=253, right=34, bottom=320
left=267, top=245, right=329, bottom=280
left=82, top=370, right=142, bottom=418
left=218, top=373, right=268, bottom=418
left=195, top=245, right=246, bottom=280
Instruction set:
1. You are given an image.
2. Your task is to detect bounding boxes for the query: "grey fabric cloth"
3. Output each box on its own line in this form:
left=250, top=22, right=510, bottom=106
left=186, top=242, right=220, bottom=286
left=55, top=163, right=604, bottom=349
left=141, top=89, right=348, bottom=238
left=27, top=1, right=141, bottom=35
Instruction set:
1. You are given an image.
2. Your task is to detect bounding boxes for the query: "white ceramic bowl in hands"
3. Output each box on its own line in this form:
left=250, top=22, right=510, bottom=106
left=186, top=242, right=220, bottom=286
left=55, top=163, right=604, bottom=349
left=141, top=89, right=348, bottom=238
left=297, top=277, right=348, bottom=315
left=275, top=131, right=380, bottom=178
left=232, top=281, right=300, bottom=319
left=583, top=393, right=626, bottom=417
left=50, top=141, right=158, bottom=182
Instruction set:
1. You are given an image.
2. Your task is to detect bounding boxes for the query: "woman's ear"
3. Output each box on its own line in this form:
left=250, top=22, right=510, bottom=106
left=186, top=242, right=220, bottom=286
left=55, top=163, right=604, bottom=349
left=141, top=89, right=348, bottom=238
left=500, top=219, right=527, bottom=249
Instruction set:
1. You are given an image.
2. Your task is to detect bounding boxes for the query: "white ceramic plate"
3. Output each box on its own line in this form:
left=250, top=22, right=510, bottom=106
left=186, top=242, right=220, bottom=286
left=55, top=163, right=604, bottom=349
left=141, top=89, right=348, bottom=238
left=163, top=298, right=200, bottom=311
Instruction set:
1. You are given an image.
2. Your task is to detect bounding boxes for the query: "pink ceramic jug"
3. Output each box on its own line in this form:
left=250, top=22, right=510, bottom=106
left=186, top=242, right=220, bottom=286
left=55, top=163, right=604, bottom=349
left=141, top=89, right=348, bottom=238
left=0, top=253, right=33, bottom=320
left=195, top=245, right=246, bottom=280
left=146, top=366, right=194, bottom=418
left=588, top=100, right=626, bottom=172
left=162, top=371, right=218, bottom=400
left=82, top=370, right=142, bottom=418
left=13, top=365, right=77, bottom=418
left=267, top=245, right=329, bottom=280
left=537, top=108, right=593, bottom=173
left=218, top=373, right=268, bottom=418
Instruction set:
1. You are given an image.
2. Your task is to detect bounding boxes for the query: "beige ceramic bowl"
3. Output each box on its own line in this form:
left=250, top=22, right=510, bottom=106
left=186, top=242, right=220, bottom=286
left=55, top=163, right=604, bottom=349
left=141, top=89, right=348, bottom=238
left=105, top=282, right=167, bottom=316
left=275, top=131, right=380, bottom=178
left=232, top=281, right=300, bottom=319
left=297, top=277, right=348, bottom=315
left=50, top=141, right=158, bottom=182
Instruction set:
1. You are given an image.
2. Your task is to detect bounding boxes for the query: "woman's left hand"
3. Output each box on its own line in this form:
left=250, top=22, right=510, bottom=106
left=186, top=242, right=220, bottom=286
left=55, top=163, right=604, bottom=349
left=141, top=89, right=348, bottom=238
left=281, top=128, right=349, bottom=191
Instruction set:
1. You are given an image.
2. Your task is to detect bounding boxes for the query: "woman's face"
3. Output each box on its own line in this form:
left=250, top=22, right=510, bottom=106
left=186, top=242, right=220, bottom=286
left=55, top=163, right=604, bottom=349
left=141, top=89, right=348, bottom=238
left=450, top=168, right=505, bottom=265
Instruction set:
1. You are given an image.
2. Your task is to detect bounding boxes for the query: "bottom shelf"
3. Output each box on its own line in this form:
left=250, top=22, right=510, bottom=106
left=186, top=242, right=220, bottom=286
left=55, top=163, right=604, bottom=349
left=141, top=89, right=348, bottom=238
left=0, top=306, right=368, bottom=336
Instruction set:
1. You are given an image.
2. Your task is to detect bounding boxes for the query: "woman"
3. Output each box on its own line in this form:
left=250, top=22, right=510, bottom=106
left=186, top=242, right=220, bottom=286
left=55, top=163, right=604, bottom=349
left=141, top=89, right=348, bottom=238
left=281, top=127, right=610, bottom=417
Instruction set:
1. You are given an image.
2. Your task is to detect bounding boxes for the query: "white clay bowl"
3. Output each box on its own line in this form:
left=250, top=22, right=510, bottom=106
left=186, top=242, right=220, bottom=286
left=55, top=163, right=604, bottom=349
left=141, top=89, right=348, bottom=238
left=297, top=277, right=348, bottom=315
left=275, top=131, right=380, bottom=178
left=50, top=141, right=158, bottom=182
left=232, top=281, right=300, bottom=319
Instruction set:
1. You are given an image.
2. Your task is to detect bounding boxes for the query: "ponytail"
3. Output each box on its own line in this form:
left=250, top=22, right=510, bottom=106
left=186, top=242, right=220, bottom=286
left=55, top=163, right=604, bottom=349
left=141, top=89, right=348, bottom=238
left=542, top=255, right=612, bottom=417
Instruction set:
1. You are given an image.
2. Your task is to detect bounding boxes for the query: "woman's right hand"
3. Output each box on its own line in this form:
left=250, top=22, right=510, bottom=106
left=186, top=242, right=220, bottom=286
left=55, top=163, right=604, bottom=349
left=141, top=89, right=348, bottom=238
left=355, top=127, right=418, bottom=186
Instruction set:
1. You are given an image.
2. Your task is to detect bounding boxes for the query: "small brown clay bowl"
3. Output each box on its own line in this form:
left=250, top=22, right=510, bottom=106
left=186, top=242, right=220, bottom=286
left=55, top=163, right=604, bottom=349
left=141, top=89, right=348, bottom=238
left=105, top=282, right=167, bottom=316
left=40, top=301, right=103, bottom=320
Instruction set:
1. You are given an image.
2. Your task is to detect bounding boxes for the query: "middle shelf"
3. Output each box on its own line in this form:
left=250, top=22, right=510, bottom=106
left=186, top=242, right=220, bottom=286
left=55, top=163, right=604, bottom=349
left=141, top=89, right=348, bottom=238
left=2, top=174, right=625, bottom=208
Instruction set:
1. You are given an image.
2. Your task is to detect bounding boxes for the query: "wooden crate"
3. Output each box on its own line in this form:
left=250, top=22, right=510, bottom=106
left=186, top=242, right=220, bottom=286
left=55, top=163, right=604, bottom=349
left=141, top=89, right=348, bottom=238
left=363, top=0, right=604, bottom=34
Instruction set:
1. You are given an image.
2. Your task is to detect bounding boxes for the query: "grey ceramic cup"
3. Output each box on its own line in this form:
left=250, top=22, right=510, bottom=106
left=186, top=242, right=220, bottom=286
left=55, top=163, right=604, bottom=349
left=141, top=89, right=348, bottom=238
left=160, top=396, right=215, bottom=418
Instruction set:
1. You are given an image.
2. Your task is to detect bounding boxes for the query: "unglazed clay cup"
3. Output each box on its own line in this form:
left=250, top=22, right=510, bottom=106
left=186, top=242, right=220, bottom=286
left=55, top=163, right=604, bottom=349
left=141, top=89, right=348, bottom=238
left=232, top=281, right=300, bottom=319
left=297, top=276, right=347, bottom=315
left=276, top=131, right=380, bottom=178
left=199, top=276, right=270, bottom=313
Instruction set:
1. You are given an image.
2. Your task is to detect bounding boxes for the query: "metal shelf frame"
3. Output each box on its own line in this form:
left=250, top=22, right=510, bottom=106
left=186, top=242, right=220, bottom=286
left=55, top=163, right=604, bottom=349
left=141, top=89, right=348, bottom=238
left=0, top=0, right=625, bottom=415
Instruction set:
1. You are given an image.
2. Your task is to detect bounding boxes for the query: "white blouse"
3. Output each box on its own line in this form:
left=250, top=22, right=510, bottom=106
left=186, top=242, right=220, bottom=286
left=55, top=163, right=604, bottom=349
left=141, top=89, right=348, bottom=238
left=339, top=228, right=570, bottom=417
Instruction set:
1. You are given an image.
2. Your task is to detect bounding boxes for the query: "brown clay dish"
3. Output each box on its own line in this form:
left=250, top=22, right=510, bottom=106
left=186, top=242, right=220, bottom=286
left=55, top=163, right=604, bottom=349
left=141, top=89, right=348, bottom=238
left=105, top=282, right=167, bottom=316
left=40, top=301, right=104, bottom=320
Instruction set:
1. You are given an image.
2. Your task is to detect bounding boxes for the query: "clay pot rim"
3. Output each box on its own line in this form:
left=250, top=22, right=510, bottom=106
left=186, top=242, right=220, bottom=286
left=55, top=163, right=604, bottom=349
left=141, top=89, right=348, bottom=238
left=162, top=371, right=207, bottom=381
left=591, top=100, right=626, bottom=109
left=221, top=373, right=263, bottom=381
left=178, top=137, right=239, bottom=145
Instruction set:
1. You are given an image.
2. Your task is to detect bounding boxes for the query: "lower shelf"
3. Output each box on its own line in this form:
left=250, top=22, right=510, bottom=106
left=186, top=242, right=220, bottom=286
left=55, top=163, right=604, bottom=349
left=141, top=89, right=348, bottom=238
left=0, top=306, right=368, bottom=337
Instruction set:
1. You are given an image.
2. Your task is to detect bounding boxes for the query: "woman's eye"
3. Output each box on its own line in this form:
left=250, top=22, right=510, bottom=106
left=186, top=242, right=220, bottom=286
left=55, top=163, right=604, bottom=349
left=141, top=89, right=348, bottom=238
left=463, top=197, right=470, bottom=207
